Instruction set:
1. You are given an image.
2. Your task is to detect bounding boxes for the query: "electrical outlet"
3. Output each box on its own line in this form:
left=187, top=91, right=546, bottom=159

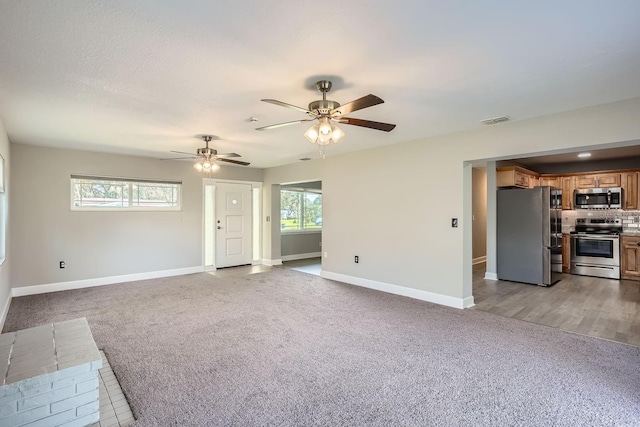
left=59, top=261, right=65, bottom=269
left=354, top=255, right=359, bottom=263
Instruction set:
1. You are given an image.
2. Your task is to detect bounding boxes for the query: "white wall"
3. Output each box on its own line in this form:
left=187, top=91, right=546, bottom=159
left=264, top=97, right=640, bottom=306
left=281, top=233, right=322, bottom=258
left=10, top=143, right=262, bottom=287
left=0, top=119, right=10, bottom=325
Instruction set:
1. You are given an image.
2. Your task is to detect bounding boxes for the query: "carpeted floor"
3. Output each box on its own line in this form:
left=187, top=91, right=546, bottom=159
left=4, top=270, right=640, bottom=426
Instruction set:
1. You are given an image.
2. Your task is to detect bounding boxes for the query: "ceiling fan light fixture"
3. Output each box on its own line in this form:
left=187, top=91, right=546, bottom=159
left=318, top=117, right=332, bottom=135
left=210, top=162, right=221, bottom=172
left=202, top=160, right=212, bottom=170
left=304, top=124, right=320, bottom=143
left=331, top=124, right=345, bottom=143
left=194, top=162, right=203, bottom=171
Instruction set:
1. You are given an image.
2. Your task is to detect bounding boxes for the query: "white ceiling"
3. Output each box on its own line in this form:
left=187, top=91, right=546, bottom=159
left=1, top=1, right=640, bottom=169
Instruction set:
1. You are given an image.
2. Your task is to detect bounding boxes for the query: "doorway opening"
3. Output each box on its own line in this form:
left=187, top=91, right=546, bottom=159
left=280, top=180, right=323, bottom=276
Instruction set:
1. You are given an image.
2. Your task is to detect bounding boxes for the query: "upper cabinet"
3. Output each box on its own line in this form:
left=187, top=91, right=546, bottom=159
left=539, top=177, right=561, bottom=188
left=621, top=171, right=639, bottom=210
left=574, top=172, right=621, bottom=189
left=500, top=167, right=638, bottom=210
left=561, top=176, right=574, bottom=210
left=496, top=166, right=540, bottom=189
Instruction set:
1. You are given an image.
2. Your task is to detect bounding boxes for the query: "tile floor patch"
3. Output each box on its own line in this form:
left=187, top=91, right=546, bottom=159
left=90, top=351, right=134, bottom=427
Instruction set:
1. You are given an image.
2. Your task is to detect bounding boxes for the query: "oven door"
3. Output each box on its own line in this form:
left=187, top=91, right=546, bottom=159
left=570, top=234, right=619, bottom=267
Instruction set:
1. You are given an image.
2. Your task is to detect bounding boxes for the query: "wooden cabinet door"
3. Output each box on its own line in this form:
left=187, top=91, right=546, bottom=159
left=528, top=176, right=540, bottom=188
left=621, top=172, right=638, bottom=210
left=561, top=177, right=574, bottom=210
left=574, top=175, right=598, bottom=189
left=597, top=173, right=621, bottom=187
left=562, top=234, right=571, bottom=273
left=621, top=236, right=640, bottom=280
left=540, top=177, right=560, bottom=188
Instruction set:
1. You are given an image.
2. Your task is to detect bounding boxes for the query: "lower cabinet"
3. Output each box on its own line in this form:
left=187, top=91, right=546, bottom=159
left=621, top=235, right=640, bottom=281
left=562, top=234, right=571, bottom=273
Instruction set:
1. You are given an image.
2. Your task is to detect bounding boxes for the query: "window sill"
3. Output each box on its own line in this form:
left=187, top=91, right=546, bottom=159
left=281, top=229, right=322, bottom=235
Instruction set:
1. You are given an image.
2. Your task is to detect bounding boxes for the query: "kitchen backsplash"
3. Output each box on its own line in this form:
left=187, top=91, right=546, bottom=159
left=561, top=209, right=640, bottom=233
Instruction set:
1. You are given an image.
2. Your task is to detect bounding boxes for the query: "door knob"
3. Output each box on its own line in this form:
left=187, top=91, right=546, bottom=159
left=217, top=226, right=222, bottom=229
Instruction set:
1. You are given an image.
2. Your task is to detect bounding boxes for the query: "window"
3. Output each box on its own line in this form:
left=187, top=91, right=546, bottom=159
left=71, top=175, right=181, bottom=210
left=280, top=189, right=322, bottom=231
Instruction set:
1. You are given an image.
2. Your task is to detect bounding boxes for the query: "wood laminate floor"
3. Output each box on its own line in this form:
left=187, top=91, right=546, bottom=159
left=472, top=263, right=640, bottom=346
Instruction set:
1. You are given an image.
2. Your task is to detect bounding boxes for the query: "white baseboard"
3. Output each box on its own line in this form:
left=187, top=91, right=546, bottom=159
left=281, top=252, right=322, bottom=262
left=262, top=258, right=283, bottom=267
left=11, top=266, right=204, bottom=297
left=472, top=256, right=487, bottom=265
left=484, top=272, right=498, bottom=280
left=0, top=292, right=12, bottom=331
left=320, top=271, right=474, bottom=309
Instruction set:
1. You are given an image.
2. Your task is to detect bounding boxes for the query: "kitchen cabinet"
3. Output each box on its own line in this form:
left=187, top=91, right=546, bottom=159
left=561, top=176, right=574, bottom=210
left=540, top=176, right=561, bottom=188
left=574, top=172, right=621, bottom=189
left=621, top=171, right=639, bottom=210
left=620, top=235, right=640, bottom=281
left=562, top=234, right=571, bottom=273
left=496, top=166, right=540, bottom=189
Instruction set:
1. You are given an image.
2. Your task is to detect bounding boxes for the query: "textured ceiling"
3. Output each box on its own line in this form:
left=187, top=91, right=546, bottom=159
left=1, top=1, right=640, bottom=168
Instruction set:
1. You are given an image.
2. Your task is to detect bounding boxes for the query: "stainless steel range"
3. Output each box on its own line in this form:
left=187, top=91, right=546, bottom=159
left=570, top=218, right=622, bottom=279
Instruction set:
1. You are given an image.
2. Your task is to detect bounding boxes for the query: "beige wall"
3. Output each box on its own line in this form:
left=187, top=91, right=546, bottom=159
left=10, top=144, right=262, bottom=287
left=264, top=97, right=640, bottom=304
left=0, top=119, right=10, bottom=321
left=472, top=168, right=487, bottom=260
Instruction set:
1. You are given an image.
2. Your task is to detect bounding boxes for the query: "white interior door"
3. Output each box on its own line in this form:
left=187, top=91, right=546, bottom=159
left=215, top=182, right=252, bottom=268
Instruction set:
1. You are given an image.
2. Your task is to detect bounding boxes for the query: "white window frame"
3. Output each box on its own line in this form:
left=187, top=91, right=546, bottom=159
left=70, top=175, right=182, bottom=211
left=280, top=188, right=322, bottom=234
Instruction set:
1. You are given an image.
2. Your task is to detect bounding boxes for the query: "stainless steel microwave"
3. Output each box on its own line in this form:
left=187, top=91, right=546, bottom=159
left=574, top=187, right=623, bottom=209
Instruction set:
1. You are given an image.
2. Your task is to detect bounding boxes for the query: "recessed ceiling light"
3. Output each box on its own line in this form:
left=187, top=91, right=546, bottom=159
left=577, top=152, right=591, bottom=158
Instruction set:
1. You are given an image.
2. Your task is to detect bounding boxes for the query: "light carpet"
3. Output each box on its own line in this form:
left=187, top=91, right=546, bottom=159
left=4, top=269, right=639, bottom=426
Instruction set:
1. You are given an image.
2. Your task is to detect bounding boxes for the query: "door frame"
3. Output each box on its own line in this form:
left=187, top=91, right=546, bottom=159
left=203, top=179, right=263, bottom=270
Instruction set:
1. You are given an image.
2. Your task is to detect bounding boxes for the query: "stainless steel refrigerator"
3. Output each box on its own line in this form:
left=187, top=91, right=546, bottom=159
left=497, top=186, right=562, bottom=286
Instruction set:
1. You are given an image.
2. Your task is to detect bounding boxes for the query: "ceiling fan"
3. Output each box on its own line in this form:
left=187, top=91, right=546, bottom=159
left=165, top=135, right=250, bottom=172
left=256, top=80, right=396, bottom=150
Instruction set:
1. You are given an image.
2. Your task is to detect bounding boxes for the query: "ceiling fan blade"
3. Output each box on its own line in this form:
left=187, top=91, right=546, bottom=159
left=331, top=94, right=384, bottom=116
left=255, top=119, right=314, bottom=131
left=216, top=158, right=250, bottom=166
left=340, top=117, right=396, bottom=132
left=170, top=150, right=197, bottom=156
left=161, top=156, right=198, bottom=160
left=214, top=152, right=241, bottom=158
left=261, top=99, right=311, bottom=114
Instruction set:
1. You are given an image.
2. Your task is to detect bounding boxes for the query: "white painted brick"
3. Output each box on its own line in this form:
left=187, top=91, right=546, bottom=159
left=50, top=389, right=98, bottom=414
left=76, top=377, right=99, bottom=394
left=76, top=398, right=99, bottom=417
left=0, top=390, right=21, bottom=405
left=52, top=371, right=97, bottom=390
left=17, top=384, right=75, bottom=411
left=628, top=223, right=639, bottom=228
left=0, top=404, right=49, bottom=425
left=26, top=407, right=75, bottom=427
left=20, top=382, right=53, bottom=399
left=0, top=400, right=17, bottom=417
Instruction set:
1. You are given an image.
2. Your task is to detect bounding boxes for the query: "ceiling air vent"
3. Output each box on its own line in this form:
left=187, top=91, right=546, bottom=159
left=481, top=116, right=510, bottom=125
